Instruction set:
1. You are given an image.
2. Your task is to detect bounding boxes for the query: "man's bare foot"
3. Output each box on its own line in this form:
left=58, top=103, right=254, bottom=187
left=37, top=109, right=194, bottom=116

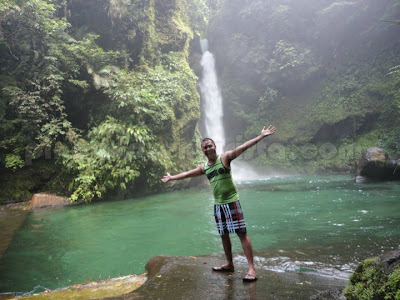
left=212, top=264, right=234, bottom=272
left=243, top=272, right=257, bottom=282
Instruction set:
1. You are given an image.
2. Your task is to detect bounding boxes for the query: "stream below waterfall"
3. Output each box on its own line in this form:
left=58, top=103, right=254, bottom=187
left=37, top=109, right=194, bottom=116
left=0, top=174, right=399, bottom=295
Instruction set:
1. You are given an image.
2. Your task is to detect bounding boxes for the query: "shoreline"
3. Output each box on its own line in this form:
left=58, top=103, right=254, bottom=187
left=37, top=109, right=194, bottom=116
left=1, top=274, right=147, bottom=300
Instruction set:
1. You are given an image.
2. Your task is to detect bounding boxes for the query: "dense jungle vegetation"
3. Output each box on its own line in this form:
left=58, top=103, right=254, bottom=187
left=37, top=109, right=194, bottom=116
left=0, top=0, right=216, bottom=203
left=209, top=0, right=400, bottom=172
left=0, top=0, right=399, bottom=203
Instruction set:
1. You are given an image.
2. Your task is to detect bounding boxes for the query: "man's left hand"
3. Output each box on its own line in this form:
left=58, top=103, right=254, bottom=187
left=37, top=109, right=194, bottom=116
left=261, top=125, right=276, bottom=137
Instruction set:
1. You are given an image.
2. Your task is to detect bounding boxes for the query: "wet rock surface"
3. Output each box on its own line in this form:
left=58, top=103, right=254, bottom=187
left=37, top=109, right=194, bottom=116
left=379, top=249, right=400, bottom=274
left=109, top=255, right=348, bottom=300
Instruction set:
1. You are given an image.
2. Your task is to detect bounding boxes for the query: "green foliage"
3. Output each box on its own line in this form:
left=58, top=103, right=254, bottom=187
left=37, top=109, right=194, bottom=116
left=102, top=0, right=154, bottom=62
left=55, top=20, right=200, bottom=202
left=343, top=258, right=384, bottom=300
left=60, top=120, right=132, bottom=201
left=0, top=0, right=67, bottom=166
left=4, top=153, right=24, bottom=170
left=55, top=51, right=201, bottom=202
left=59, top=117, right=173, bottom=202
left=210, top=0, right=400, bottom=172
left=383, top=268, right=400, bottom=300
left=180, top=0, right=216, bottom=37
left=106, top=0, right=131, bottom=21
left=309, top=60, right=392, bottom=124
left=386, top=65, right=400, bottom=152
left=259, top=87, right=278, bottom=109
left=104, top=52, right=197, bottom=131
left=266, top=40, right=319, bottom=82
left=0, top=0, right=206, bottom=203
left=0, top=1, right=14, bottom=11
left=343, top=258, right=400, bottom=300
left=0, top=0, right=118, bottom=168
left=380, top=268, right=400, bottom=300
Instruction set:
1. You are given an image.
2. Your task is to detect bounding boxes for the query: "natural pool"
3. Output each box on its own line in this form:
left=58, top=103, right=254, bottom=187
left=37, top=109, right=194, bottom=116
left=1, top=174, right=399, bottom=295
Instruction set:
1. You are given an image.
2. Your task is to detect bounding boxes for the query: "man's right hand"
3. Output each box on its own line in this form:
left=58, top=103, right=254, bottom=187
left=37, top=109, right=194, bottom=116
left=161, top=172, right=171, bottom=182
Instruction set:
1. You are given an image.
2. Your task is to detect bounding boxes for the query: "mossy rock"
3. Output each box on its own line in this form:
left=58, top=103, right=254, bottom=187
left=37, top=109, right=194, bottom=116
left=14, top=274, right=146, bottom=300
left=343, top=250, right=400, bottom=300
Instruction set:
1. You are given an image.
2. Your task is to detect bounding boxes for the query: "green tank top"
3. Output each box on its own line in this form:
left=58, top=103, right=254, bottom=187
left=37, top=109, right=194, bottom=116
left=204, top=155, right=239, bottom=204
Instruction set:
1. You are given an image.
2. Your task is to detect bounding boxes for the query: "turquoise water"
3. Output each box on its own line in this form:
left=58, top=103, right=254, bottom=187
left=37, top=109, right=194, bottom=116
left=1, top=175, right=400, bottom=294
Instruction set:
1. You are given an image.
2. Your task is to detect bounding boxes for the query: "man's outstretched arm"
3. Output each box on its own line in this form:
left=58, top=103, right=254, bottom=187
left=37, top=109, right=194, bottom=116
left=225, top=125, right=276, bottom=162
left=161, top=165, right=204, bottom=182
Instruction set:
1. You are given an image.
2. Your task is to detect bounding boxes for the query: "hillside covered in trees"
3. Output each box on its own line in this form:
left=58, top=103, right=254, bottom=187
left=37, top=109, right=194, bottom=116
left=0, top=0, right=213, bottom=203
left=209, top=0, right=400, bottom=171
left=0, top=0, right=399, bottom=203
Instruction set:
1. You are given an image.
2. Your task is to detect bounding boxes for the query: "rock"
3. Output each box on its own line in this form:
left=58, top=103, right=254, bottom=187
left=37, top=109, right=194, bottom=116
left=0, top=293, right=15, bottom=300
left=379, top=249, right=400, bottom=274
left=14, top=274, right=146, bottom=300
left=6, top=252, right=349, bottom=299
left=116, top=254, right=347, bottom=300
left=29, top=193, right=72, bottom=209
left=356, top=147, right=400, bottom=182
left=309, top=288, right=346, bottom=300
left=343, top=249, right=400, bottom=300
left=355, top=175, right=373, bottom=184
left=356, top=147, right=388, bottom=178
left=145, top=256, right=168, bottom=279
left=388, top=159, right=400, bottom=178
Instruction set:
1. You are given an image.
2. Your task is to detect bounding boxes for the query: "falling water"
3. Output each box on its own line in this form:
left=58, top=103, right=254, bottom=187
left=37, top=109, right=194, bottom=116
left=198, top=40, right=262, bottom=180
left=198, top=39, right=226, bottom=152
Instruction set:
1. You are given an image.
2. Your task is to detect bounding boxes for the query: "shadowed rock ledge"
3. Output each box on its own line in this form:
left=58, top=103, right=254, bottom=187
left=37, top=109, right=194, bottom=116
left=108, top=255, right=347, bottom=300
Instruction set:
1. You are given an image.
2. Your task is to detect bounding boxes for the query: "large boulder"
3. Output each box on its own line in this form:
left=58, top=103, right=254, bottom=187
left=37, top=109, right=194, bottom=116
left=356, top=147, right=400, bottom=183
left=343, top=249, right=400, bottom=299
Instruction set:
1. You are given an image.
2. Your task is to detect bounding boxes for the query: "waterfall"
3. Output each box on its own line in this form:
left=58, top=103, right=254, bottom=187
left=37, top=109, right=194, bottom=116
left=198, top=40, right=266, bottom=181
left=198, top=40, right=226, bottom=152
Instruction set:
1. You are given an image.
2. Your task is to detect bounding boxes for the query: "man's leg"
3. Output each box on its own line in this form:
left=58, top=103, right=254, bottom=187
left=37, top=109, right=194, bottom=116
left=221, top=233, right=234, bottom=268
left=213, top=233, right=235, bottom=271
left=237, top=232, right=256, bottom=278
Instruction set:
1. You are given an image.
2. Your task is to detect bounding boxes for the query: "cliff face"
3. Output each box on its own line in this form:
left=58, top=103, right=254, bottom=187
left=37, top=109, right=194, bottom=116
left=208, top=0, right=400, bottom=171
left=0, top=0, right=204, bottom=202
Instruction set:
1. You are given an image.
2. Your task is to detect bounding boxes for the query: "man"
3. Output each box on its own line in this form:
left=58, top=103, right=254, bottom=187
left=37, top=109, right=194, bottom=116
left=161, top=125, right=276, bottom=282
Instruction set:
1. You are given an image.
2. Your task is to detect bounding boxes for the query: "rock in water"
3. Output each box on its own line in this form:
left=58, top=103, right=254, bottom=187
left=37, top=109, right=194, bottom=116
left=356, top=147, right=400, bottom=182
left=29, top=193, right=71, bottom=209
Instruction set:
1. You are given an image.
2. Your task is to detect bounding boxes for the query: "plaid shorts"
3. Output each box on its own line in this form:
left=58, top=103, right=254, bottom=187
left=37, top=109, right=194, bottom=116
left=214, top=200, right=247, bottom=236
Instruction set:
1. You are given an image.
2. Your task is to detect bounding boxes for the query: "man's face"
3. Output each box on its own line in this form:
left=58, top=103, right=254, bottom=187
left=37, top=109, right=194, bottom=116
left=201, top=140, right=217, bottom=159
